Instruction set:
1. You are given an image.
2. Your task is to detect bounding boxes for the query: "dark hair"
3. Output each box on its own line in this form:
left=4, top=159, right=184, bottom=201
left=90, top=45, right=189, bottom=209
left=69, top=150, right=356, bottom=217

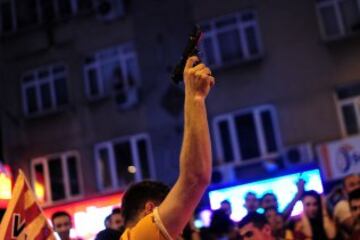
left=95, top=228, right=122, bottom=240
left=221, top=199, right=231, bottom=205
left=51, top=211, right=71, bottom=223
left=238, top=212, right=268, bottom=229
left=245, top=192, right=257, bottom=199
left=261, top=193, right=277, bottom=202
left=301, top=190, right=327, bottom=240
left=209, top=208, right=234, bottom=236
left=112, top=207, right=122, bottom=214
left=349, top=188, right=360, bottom=203
left=121, top=180, right=170, bottom=224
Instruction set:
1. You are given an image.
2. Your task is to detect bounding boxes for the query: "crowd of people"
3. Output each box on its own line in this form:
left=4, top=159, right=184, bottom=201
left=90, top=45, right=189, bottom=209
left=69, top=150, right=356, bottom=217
left=49, top=173, right=360, bottom=240
left=201, top=174, right=360, bottom=240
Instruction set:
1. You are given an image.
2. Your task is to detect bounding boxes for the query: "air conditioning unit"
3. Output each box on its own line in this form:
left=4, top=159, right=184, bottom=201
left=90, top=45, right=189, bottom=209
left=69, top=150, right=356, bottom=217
left=211, top=164, right=236, bottom=185
left=283, top=143, right=314, bottom=167
left=96, top=0, right=124, bottom=21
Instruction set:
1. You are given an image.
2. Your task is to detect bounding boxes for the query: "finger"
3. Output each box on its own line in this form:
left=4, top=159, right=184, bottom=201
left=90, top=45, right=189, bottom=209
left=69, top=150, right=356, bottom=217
left=198, top=73, right=215, bottom=86
left=184, top=56, right=200, bottom=71
left=192, top=63, right=206, bottom=72
left=197, top=67, right=212, bottom=76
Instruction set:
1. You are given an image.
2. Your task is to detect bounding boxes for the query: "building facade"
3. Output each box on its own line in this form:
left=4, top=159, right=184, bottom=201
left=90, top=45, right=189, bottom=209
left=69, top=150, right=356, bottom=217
left=0, top=0, right=360, bottom=209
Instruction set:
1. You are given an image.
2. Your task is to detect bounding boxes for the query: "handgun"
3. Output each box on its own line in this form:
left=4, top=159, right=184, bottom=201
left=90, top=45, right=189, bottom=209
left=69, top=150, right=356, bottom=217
left=171, top=26, right=203, bottom=84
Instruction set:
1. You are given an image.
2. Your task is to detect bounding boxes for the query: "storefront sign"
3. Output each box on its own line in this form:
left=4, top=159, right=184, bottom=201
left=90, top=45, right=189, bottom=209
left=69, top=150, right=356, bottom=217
left=318, top=135, right=360, bottom=180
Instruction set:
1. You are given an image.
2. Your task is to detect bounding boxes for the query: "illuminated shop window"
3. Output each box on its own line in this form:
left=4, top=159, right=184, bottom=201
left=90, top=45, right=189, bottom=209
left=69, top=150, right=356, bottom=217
left=94, top=134, right=155, bottom=191
left=0, top=164, right=12, bottom=200
left=31, top=151, right=83, bottom=204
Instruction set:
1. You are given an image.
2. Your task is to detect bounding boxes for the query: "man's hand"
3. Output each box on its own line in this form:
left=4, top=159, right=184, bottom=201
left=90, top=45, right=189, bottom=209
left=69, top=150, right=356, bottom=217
left=296, top=179, right=305, bottom=198
left=183, top=56, right=215, bottom=100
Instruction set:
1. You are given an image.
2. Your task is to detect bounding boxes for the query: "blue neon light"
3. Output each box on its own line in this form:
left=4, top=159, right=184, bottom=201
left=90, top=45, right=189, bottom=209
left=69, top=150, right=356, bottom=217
left=208, top=169, right=323, bottom=221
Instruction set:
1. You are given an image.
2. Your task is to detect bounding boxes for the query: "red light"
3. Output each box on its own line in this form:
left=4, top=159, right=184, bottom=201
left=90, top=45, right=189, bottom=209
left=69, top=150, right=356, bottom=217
left=0, top=164, right=12, bottom=208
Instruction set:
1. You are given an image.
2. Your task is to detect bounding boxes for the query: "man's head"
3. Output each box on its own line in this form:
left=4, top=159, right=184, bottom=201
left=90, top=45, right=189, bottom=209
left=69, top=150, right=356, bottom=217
left=260, top=193, right=278, bottom=210
left=121, top=180, right=170, bottom=227
left=343, top=174, right=360, bottom=195
left=349, top=188, right=360, bottom=228
left=238, top=213, right=274, bottom=240
left=244, top=192, right=259, bottom=213
left=264, top=207, right=283, bottom=234
left=220, top=200, right=232, bottom=216
left=51, top=211, right=72, bottom=240
left=109, top=208, right=124, bottom=231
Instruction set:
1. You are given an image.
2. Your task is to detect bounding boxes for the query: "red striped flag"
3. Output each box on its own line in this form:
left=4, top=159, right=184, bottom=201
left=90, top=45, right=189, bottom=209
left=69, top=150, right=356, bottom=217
left=0, top=170, right=56, bottom=240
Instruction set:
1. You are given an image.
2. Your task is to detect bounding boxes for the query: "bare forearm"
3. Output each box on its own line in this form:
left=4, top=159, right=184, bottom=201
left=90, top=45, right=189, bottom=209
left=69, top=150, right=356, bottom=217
left=283, top=193, right=301, bottom=220
left=179, top=96, right=212, bottom=185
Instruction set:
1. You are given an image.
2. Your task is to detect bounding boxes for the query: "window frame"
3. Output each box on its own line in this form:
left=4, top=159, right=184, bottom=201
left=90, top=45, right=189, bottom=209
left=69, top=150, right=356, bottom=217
left=212, top=105, right=282, bottom=165
left=0, top=0, right=92, bottom=34
left=83, top=42, right=140, bottom=103
left=0, top=0, right=17, bottom=33
left=199, top=10, right=264, bottom=68
left=94, top=133, right=156, bottom=192
left=21, top=63, right=69, bottom=117
left=316, top=0, right=360, bottom=40
left=30, top=150, right=84, bottom=206
left=336, top=94, right=360, bottom=136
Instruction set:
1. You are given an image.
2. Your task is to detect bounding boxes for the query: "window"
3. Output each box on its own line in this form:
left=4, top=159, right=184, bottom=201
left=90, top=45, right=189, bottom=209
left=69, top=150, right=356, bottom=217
left=0, top=1, right=16, bottom=33
left=31, top=151, right=82, bottom=204
left=316, top=0, right=360, bottom=40
left=21, top=64, right=69, bottom=116
left=94, top=134, right=154, bottom=191
left=0, top=0, right=94, bottom=33
left=336, top=83, right=360, bottom=135
left=199, top=10, right=263, bottom=68
left=16, top=0, right=39, bottom=29
left=84, top=42, right=140, bottom=109
left=95, top=0, right=125, bottom=21
left=213, top=105, right=281, bottom=165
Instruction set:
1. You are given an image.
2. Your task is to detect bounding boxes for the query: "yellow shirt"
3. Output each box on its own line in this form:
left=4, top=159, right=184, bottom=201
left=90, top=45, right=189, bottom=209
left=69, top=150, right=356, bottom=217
left=120, top=208, right=172, bottom=240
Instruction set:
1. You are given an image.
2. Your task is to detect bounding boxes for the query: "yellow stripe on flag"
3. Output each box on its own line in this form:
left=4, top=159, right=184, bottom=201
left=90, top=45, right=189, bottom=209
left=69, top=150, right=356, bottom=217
left=0, top=170, right=56, bottom=240
left=24, top=189, right=36, bottom=210
left=22, top=215, right=52, bottom=239
left=0, top=170, right=25, bottom=238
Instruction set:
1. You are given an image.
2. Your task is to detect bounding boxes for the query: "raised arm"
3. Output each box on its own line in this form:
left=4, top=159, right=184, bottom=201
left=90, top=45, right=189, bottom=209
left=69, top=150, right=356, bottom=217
left=282, top=179, right=305, bottom=220
left=158, top=56, right=215, bottom=239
